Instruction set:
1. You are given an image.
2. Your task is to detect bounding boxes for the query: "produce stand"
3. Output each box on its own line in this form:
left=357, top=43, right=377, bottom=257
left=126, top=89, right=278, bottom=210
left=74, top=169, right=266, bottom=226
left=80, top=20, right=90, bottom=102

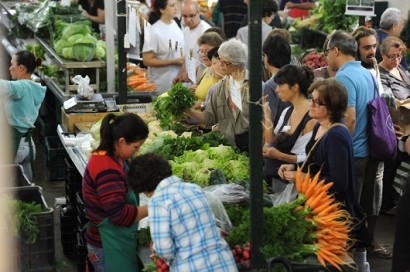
left=35, top=36, right=105, bottom=94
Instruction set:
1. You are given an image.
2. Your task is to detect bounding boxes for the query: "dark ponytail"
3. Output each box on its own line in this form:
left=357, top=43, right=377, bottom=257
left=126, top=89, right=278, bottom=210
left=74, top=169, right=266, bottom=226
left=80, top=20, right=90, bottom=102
left=96, top=113, right=149, bottom=158
left=15, top=50, right=42, bottom=74
left=148, top=0, right=168, bottom=24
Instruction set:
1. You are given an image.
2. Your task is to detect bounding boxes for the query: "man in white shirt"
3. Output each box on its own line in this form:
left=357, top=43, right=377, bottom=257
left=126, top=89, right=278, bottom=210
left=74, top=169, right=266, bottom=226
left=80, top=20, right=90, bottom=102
left=182, top=0, right=210, bottom=67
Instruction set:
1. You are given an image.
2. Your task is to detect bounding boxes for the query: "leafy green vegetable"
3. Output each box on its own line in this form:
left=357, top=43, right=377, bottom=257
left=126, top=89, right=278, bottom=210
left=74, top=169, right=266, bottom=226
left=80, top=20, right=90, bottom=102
left=72, top=43, right=96, bottom=62
left=170, top=144, right=249, bottom=186
left=26, top=44, right=45, bottom=60
left=2, top=196, right=48, bottom=244
left=226, top=194, right=317, bottom=262
left=152, top=83, right=196, bottom=130
left=137, top=227, right=151, bottom=246
left=312, top=0, right=358, bottom=33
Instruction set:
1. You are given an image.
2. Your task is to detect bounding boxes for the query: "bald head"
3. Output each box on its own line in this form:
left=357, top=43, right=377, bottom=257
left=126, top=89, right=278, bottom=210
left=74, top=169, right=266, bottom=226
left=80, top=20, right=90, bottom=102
left=182, top=0, right=201, bottom=29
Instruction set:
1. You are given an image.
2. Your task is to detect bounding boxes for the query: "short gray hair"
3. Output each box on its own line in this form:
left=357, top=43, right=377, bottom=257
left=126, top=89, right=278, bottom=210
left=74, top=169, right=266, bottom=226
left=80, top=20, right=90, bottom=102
left=218, top=39, right=248, bottom=69
left=380, top=8, right=402, bottom=30
left=327, top=30, right=357, bottom=58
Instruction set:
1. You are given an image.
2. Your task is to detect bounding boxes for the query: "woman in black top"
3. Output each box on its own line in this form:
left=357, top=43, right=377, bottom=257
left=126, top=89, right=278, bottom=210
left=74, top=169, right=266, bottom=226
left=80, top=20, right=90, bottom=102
left=77, top=0, right=105, bottom=33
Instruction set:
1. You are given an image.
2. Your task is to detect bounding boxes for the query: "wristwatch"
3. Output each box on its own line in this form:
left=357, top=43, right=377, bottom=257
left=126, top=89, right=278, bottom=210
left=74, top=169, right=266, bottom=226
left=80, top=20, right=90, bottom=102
left=200, top=102, right=206, bottom=111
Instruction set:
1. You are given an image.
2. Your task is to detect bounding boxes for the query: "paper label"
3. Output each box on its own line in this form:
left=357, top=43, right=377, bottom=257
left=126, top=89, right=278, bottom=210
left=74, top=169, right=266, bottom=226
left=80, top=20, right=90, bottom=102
left=129, top=7, right=137, bottom=47
left=186, top=57, right=197, bottom=84
left=229, top=76, right=242, bottom=111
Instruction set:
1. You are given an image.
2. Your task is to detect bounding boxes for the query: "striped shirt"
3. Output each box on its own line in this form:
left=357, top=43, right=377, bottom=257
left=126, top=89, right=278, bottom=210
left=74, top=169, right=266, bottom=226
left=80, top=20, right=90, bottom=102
left=149, top=176, right=237, bottom=272
left=82, top=153, right=138, bottom=247
left=379, top=65, right=410, bottom=101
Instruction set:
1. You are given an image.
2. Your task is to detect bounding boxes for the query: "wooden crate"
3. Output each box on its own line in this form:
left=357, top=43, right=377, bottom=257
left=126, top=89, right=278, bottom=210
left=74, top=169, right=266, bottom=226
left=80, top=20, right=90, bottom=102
left=61, top=107, right=115, bottom=133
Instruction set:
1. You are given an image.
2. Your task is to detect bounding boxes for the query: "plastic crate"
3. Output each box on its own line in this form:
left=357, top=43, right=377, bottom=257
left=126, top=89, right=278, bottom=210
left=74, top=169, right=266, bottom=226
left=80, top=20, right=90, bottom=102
left=118, top=103, right=156, bottom=122
left=1, top=186, right=55, bottom=272
left=60, top=205, right=78, bottom=257
left=45, top=136, right=67, bottom=181
left=75, top=192, right=87, bottom=228
left=0, top=164, right=32, bottom=186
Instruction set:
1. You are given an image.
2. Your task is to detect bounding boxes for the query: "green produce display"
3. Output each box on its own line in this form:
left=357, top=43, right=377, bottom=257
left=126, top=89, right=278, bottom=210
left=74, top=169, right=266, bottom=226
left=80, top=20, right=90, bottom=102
left=140, top=131, right=228, bottom=160
left=1, top=196, right=48, bottom=244
left=152, top=83, right=197, bottom=130
left=171, top=145, right=249, bottom=187
left=312, top=0, right=358, bottom=33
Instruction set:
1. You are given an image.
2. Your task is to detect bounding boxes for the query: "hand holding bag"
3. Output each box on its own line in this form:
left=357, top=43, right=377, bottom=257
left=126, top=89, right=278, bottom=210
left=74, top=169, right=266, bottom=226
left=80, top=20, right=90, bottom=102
left=367, top=73, right=397, bottom=161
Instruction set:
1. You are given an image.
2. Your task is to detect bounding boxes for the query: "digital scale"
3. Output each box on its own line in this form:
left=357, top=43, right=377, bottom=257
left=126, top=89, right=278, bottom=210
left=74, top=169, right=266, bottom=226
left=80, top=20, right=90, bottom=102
left=63, top=94, right=118, bottom=113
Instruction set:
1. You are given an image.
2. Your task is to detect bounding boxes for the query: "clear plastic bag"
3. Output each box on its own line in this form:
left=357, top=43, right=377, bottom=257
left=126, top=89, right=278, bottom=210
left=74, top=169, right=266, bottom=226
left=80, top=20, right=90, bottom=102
left=204, top=191, right=233, bottom=232
left=269, top=182, right=298, bottom=207
left=72, top=75, right=94, bottom=100
left=203, top=183, right=250, bottom=204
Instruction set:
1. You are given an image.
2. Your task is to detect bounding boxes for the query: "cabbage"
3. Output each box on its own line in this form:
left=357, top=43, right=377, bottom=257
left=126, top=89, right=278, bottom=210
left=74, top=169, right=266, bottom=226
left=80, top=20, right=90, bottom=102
left=62, top=24, right=91, bottom=37
left=96, top=40, right=106, bottom=49
left=54, top=39, right=67, bottom=55
left=75, top=34, right=98, bottom=44
left=62, top=47, right=74, bottom=59
left=95, top=46, right=105, bottom=59
left=72, top=43, right=96, bottom=62
left=67, top=34, right=86, bottom=46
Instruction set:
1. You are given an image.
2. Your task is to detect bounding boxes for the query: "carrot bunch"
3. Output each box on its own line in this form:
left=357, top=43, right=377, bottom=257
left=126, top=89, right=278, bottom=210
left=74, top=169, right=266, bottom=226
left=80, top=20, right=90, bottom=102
left=126, top=63, right=156, bottom=91
left=294, top=167, right=353, bottom=271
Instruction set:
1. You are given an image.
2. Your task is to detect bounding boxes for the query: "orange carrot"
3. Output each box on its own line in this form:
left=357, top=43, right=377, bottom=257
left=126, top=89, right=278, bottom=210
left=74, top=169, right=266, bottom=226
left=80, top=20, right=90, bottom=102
left=295, top=167, right=303, bottom=193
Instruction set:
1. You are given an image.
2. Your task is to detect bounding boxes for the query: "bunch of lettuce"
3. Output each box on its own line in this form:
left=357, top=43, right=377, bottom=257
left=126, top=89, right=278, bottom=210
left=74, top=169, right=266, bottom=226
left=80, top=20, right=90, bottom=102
left=138, top=131, right=228, bottom=160
left=171, top=145, right=249, bottom=187
left=152, top=83, right=196, bottom=130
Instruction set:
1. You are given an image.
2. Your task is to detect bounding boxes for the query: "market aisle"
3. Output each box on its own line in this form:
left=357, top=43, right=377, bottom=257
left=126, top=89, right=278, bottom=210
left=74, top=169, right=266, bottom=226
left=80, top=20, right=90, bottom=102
left=32, top=130, right=77, bottom=272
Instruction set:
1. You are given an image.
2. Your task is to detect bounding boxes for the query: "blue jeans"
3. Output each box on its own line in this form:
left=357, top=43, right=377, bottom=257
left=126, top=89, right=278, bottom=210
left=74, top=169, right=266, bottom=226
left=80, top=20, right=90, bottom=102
left=87, top=244, right=105, bottom=272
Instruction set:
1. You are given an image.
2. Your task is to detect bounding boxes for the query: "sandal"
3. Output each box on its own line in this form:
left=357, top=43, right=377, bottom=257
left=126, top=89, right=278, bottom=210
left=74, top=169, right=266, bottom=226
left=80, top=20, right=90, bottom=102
left=370, top=245, right=393, bottom=259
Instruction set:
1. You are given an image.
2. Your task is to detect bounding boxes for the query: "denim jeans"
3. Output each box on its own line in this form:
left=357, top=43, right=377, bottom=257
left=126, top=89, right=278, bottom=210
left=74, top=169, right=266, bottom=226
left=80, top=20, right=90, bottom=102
left=87, top=243, right=105, bottom=272
left=14, top=137, right=35, bottom=181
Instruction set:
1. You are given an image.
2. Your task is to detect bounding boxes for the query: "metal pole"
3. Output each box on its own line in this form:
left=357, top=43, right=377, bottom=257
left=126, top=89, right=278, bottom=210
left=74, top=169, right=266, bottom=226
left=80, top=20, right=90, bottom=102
left=117, top=0, right=128, bottom=104
left=248, top=1, right=264, bottom=270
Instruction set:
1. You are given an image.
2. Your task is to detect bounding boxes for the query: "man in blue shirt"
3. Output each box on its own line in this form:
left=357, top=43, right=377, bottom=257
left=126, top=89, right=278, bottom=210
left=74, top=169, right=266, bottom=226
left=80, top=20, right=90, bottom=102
left=325, top=30, right=375, bottom=272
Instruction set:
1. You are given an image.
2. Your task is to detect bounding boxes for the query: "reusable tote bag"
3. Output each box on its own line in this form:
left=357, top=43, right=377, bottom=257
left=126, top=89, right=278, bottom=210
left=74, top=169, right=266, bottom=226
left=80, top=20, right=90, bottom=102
left=368, top=73, right=397, bottom=160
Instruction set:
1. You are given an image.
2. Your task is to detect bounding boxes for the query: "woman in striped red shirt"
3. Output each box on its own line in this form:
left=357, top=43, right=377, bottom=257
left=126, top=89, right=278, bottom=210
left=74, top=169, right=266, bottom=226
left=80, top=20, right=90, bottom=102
left=82, top=113, right=149, bottom=272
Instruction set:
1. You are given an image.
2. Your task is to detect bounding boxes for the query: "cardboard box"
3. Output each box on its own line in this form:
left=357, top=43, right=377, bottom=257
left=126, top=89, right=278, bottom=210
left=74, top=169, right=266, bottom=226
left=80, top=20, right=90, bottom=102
left=61, top=107, right=116, bottom=133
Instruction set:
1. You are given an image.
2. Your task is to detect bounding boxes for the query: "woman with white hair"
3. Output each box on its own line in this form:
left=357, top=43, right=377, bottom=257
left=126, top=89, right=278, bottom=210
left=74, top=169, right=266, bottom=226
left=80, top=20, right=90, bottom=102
left=186, top=38, right=250, bottom=152
left=375, top=7, right=407, bottom=69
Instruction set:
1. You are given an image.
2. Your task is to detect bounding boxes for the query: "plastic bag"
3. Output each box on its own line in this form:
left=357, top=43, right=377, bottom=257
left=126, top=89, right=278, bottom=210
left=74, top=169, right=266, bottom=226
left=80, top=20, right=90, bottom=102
left=72, top=75, right=94, bottom=100
left=269, top=182, right=298, bottom=207
left=203, top=183, right=250, bottom=204
left=204, top=191, right=232, bottom=232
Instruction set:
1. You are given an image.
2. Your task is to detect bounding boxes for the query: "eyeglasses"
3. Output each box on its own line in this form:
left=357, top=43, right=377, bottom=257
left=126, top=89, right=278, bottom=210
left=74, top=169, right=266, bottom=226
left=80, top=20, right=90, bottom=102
left=218, top=58, right=233, bottom=66
left=324, top=47, right=334, bottom=57
left=182, top=13, right=197, bottom=19
left=385, top=53, right=403, bottom=61
left=197, top=49, right=210, bottom=55
left=308, top=95, right=326, bottom=107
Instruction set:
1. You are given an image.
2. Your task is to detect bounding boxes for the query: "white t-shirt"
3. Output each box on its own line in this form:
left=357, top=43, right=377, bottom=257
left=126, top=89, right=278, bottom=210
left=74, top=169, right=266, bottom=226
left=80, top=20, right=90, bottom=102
left=236, top=21, right=272, bottom=47
left=183, top=20, right=211, bottom=66
left=142, top=20, right=185, bottom=93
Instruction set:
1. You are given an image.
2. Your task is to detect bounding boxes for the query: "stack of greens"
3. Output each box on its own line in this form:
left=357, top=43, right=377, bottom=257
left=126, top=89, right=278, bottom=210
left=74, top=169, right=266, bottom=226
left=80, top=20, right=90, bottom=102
left=52, top=20, right=106, bottom=61
left=152, top=83, right=196, bottom=130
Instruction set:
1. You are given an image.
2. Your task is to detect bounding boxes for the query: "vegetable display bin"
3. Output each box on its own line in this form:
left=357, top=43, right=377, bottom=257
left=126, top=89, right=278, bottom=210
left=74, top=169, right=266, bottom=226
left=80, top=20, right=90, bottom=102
left=2, top=186, right=55, bottom=272
left=45, top=136, right=67, bottom=181
left=0, top=164, right=32, bottom=186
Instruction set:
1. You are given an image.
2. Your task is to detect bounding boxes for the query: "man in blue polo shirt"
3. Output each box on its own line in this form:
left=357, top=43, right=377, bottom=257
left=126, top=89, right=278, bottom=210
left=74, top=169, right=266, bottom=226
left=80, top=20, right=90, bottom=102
left=325, top=30, right=375, bottom=272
